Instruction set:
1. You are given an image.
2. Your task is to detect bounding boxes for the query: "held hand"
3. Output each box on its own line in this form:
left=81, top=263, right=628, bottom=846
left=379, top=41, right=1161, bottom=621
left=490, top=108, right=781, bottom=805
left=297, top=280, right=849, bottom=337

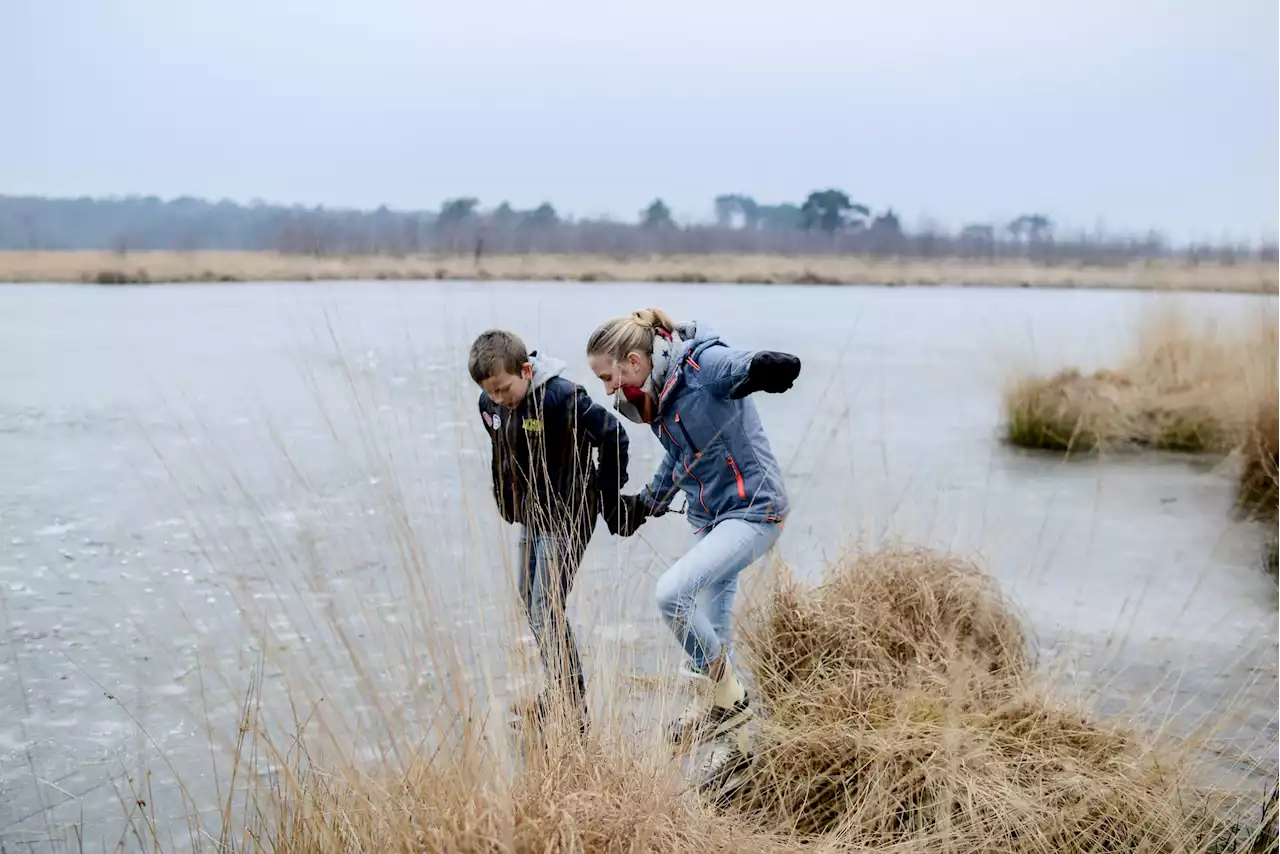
left=612, top=493, right=651, bottom=537
left=602, top=492, right=623, bottom=535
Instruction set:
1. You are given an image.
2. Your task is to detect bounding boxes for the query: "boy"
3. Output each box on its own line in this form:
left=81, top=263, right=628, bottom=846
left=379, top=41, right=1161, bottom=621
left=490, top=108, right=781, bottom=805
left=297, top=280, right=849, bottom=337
left=468, top=329, right=630, bottom=735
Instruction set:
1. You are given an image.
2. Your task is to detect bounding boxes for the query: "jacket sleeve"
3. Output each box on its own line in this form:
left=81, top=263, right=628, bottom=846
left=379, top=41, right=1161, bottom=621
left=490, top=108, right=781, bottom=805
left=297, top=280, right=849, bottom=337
left=698, top=345, right=801, bottom=400
left=639, top=442, right=680, bottom=516
left=570, top=386, right=630, bottom=500
left=480, top=396, right=518, bottom=524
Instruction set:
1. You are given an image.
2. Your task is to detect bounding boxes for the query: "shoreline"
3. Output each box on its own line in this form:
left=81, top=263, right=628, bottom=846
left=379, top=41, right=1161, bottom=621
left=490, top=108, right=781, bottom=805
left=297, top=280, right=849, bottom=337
left=1, top=250, right=1276, bottom=293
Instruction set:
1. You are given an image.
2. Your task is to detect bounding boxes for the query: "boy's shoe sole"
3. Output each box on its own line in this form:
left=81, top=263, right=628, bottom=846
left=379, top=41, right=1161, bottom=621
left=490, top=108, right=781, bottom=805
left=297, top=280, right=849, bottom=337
left=666, top=698, right=754, bottom=747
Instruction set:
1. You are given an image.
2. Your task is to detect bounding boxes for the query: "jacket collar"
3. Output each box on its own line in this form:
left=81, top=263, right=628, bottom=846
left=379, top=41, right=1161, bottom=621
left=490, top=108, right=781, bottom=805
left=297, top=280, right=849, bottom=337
left=656, top=334, right=713, bottom=413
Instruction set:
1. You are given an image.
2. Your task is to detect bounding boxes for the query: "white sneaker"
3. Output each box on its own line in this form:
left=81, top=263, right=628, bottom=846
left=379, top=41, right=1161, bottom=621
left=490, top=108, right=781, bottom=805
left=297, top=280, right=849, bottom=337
left=665, top=690, right=753, bottom=745
left=695, top=731, right=754, bottom=803
left=666, top=680, right=710, bottom=743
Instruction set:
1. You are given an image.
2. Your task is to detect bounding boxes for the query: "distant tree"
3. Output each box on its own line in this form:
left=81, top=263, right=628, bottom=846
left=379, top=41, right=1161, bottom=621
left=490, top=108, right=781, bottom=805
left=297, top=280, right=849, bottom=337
left=911, top=216, right=951, bottom=258
left=436, top=198, right=479, bottom=254
left=801, top=189, right=870, bottom=233
left=847, top=204, right=872, bottom=231
left=0, top=192, right=1243, bottom=265
left=492, top=201, right=518, bottom=226
left=642, top=198, right=675, bottom=230
left=18, top=211, right=43, bottom=250
left=711, top=193, right=747, bottom=230
left=713, top=193, right=760, bottom=229
left=1006, top=214, right=1055, bottom=262
left=177, top=223, right=201, bottom=253
left=755, top=203, right=802, bottom=231
left=402, top=216, right=422, bottom=254
left=714, top=194, right=738, bottom=228
left=960, top=223, right=995, bottom=242
left=867, top=209, right=904, bottom=253
left=371, top=204, right=397, bottom=253
left=869, top=209, right=902, bottom=237
left=526, top=202, right=559, bottom=228
left=1140, top=229, right=1167, bottom=254
left=959, top=223, right=996, bottom=259
left=1007, top=214, right=1053, bottom=242
left=439, top=197, right=480, bottom=227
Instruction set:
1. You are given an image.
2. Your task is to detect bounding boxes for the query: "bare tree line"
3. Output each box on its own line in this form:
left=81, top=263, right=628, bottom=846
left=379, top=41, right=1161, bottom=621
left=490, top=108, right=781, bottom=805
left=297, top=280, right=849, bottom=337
left=1, top=193, right=1273, bottom=266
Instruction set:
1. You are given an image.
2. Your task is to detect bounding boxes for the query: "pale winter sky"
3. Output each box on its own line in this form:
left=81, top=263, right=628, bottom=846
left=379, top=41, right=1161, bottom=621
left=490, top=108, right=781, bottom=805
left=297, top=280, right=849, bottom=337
left=3, top=0, right=1277, bottom=242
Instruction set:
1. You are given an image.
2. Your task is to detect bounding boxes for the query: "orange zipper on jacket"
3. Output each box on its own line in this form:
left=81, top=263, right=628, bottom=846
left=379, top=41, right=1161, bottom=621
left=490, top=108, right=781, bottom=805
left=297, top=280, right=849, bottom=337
left=726, top=455, right=746, bottom=499
left=674, top=412, right=700, bottom=456
left=661, top=414, right=710, bottom=516
left=684, top=458, right=710, bottom=515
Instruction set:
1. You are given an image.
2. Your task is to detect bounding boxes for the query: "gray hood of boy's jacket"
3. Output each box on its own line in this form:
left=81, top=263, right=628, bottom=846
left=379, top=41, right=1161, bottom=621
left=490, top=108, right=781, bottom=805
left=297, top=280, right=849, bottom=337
left=529, top=351, right=567, bottom=390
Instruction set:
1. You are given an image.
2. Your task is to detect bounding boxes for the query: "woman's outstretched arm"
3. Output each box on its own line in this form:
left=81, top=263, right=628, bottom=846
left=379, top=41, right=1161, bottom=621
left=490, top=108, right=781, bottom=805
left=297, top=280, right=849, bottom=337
left=698, top=346, right=801, bottom=400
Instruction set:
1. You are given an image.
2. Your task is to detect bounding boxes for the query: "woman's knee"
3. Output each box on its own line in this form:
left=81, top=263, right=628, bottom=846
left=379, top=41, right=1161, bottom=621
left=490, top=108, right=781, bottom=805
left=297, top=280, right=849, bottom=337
left=654, top=570, right=688, bottom=618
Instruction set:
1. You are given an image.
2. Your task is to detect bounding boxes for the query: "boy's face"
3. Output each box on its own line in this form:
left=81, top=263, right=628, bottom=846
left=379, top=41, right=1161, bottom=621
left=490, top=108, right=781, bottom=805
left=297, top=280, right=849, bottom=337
left=481, top=363, right=533, bottom=410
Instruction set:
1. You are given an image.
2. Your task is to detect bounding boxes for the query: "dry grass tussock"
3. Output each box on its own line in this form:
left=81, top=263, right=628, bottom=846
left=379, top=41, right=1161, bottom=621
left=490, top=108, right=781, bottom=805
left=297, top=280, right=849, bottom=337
left=1004, top=306, right=1278, bottom=469
left=1238, top=397, right=1279, bottom=520
left=1003, top=302, right=1277, bottom=577
left=1, top=250, right=1277, bottom=292
left=254, top=734, right=783, bottom=854
left=212, top=549, right=1274, bottom=854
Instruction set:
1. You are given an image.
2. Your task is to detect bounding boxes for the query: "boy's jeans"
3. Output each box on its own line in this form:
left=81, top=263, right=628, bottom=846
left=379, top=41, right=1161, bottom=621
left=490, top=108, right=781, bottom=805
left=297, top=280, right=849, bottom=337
left=517, top=523, right=589, bottom=719
left=654, top=518, right=783, bottom=675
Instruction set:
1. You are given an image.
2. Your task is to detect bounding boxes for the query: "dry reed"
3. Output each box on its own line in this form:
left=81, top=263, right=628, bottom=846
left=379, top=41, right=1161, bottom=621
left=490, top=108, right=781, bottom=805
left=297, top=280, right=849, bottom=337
left=725, top=549, right=1271, bottom=851
left=205, top=548, right=1275, bottom=854
left=1003, top=307, right=1279, bottom=471
left=0, top=250, right=1277, bottom=292
left=1226, top=312, right=1278, bottom=577
left=1237, top=380, right=1279, bottom=521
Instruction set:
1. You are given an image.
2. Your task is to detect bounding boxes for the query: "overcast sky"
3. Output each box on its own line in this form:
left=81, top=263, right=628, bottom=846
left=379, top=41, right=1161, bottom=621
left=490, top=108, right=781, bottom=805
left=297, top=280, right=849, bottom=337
left=4, top=0, right=1276, bottom=242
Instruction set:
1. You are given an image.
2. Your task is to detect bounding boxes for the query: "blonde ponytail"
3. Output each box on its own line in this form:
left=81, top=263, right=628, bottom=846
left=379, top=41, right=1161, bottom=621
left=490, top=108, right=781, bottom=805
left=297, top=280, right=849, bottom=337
left=632, top=307, right=676, bottom=334
left=587, top=306, right=676, bottom=361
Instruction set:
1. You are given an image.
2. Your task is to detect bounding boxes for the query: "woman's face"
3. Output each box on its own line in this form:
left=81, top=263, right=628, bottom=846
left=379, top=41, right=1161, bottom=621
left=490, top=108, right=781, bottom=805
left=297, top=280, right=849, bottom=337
left=588, top=351, right=652, bottom=395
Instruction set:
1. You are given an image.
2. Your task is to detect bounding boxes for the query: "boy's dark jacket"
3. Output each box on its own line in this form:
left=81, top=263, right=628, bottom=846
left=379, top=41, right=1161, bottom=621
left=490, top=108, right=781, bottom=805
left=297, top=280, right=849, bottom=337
left=478, top=352, right=630, bottom=533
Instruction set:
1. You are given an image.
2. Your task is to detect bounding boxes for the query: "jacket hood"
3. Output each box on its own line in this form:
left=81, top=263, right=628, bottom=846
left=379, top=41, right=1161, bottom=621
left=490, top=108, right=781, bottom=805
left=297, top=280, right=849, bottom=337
left=650, top=321, right=726, bottom=408
left=529, top=351, right=567, bottom=390
left=654, top=321, right=723, bottom=386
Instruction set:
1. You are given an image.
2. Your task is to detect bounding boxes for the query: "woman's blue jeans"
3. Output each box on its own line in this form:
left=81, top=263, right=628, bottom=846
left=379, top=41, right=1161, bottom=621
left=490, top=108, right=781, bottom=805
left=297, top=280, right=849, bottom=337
left=654, top=518, right=783, bottom=674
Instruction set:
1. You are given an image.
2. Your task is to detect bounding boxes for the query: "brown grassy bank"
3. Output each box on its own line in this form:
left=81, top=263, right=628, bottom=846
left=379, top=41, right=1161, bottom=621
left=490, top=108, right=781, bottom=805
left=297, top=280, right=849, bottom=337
left=208, top=549, right=1275, bottom=853
left=1003, top=308, right=1280, bottom=512
left=1, top=250, right=1277, bottom=292
left=1001, top=314, right=1256, bottom=454
left=1238, top=399, right=1279, bottom=520
left=1003, top=305, right=1279, bottom=555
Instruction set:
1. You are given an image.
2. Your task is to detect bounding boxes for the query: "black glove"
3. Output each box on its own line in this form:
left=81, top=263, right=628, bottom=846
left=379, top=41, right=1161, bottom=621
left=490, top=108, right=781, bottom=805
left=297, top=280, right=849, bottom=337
left=601, top=491, right=623, bottom=535
left=729, top=351, right=801, bottom=399
left=613, top=493, right=651, bottom=537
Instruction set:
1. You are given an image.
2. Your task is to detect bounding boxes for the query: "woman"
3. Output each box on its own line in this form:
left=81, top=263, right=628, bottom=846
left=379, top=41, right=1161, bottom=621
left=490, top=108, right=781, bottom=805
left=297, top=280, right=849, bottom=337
left=586, top=308, right=800, bottom=745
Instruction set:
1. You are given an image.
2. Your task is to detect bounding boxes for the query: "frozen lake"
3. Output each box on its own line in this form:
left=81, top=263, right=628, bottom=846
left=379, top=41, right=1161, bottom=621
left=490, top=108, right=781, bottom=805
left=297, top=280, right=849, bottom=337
left=1, top=280, right=1275, bottom=849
